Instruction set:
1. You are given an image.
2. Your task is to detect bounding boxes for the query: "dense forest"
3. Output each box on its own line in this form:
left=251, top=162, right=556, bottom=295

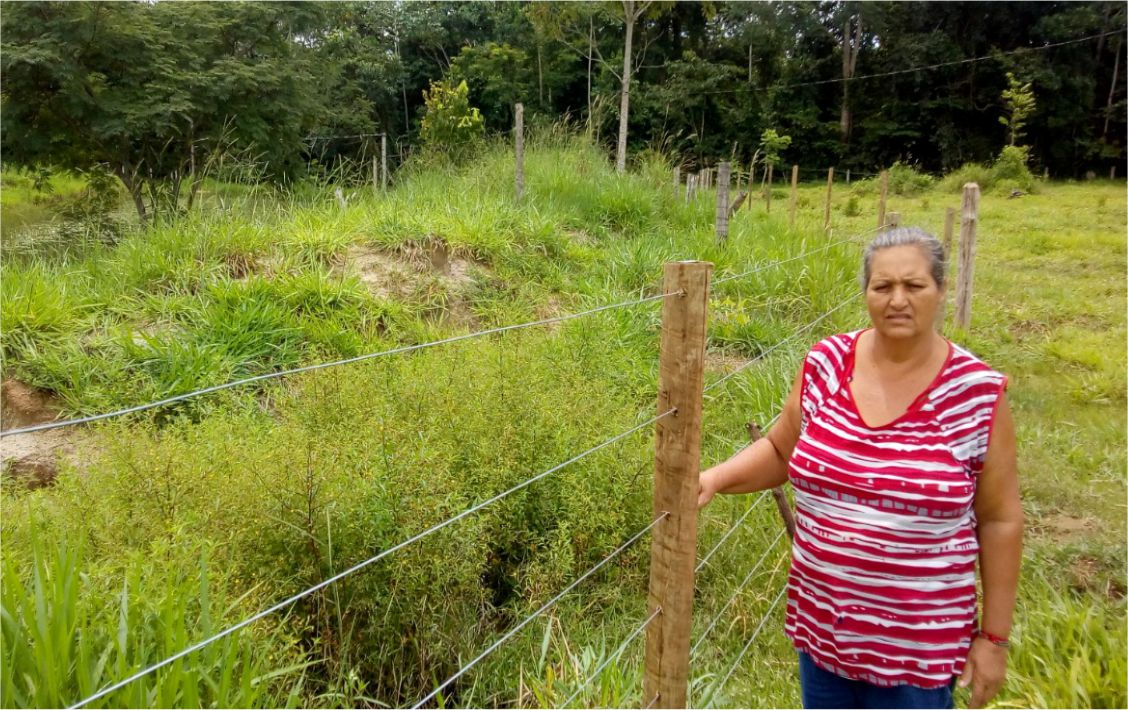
left=2, top=1, right=1125, bottom=217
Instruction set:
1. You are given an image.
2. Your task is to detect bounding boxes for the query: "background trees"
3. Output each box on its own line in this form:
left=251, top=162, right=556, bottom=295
left=3, top=0, right=1124, bottom=220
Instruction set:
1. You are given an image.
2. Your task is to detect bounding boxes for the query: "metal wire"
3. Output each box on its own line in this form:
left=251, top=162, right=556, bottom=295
left=703, top=297, right=856, bottom=394
left=4, top=291, right=679, bottom=438
left=711, top=228, right=876, bottom=287
left=411, top=512, right=670, bottom=709
left=558, top=606, right=662, bottom=709
left=696, top=491, right=769, bottom=573
left=708, top=585, right=789, bottom=703
left=643, top=692, right=660, bottom=709
left=690, top=529, right=786, bottom=658
left=67, top=409, right=674, bottom=709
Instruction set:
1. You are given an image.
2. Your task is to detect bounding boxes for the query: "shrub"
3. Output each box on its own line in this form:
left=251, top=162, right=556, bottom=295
left=939, top=162, right=994, bottom=193
left=940, top=146, right=1035, bottom=194
left=886, top=162, right=934, bottom=195
left=419, top=79, right=485, bottom=162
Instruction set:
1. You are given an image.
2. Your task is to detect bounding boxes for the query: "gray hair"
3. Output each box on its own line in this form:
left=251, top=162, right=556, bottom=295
left=861, top=226, right=947, bottom=290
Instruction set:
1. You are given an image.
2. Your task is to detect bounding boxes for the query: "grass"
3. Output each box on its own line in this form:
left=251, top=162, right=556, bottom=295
left=1, top=136, right=1124, bottom=708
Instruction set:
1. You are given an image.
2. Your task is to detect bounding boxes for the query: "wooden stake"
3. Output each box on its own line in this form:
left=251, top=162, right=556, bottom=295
left=644, top=261, right=711, bottom=710
left=954, top=184, right=980, bottom=330
left=748, top=423, right=795, bottom=540
left=788, top=164, right=799, bottom=228
left=729, top=191, right=748, bottom=217
left=381, top=133, right=388, bottom=191
left=515, top=103, right=525, bottom=201
left=886, top=211, right=900, bottom=229
left=823, top=167, right=834, bottom=232
left=716, top=162, right=731, bottom=244
left=935, top=206, right=957, bottom=331
left=765, top=164, right=774, bottom=214
left=846, top=168, right=851, bottom=185
left=876, top=169, right=889, bottom=230
left=747, top=164, right=756, bottom=211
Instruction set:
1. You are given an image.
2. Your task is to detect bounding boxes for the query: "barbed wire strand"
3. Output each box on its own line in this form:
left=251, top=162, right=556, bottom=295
left=643, top=692, right=660, bottom=709
left=4, top=291, right=681, bottom=438
left=706, top=585, right=789, bottom=704
left=712, top=226, right=879, bottom=287
left=696, top=491, right=770, bottom=573
left=67, top=409, right=674, bottom=710
left=703, top=296, right=856, bottom=394
left=558, top=606, right=663, bottom=709
left=690, top=529, right=786, bottom=658
left=411, top=512, right=670, bottom=709
left=693, top=29, right=1122, bottom=97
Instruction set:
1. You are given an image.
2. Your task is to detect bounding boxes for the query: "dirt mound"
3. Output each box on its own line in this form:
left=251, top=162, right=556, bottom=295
left=1, top=380, right=75, bottom=489
left=338, top=238, right=487, bottom=326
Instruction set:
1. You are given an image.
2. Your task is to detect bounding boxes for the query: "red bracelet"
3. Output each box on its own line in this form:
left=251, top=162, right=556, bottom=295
left=973, top=628, right=1011, bottom=648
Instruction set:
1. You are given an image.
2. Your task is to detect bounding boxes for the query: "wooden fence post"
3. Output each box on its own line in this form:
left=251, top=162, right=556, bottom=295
left=716, top=162, right=731, bottom=245
left=515, top=103, right=525, bottom=201
left=846, top=168, right=851, bottom=185
left=644, top=260, right=711, bottom=710
left=886, top=211, right=901, bottom=230
left=954, top=183, right=980, bottom=330
left=673, top=166, right=681, bottom=199
left=765, top=164, right=774, bottom=213
left=788, top=164, right=799, bottom=228
left=876, top=169, right=889, bottom=230
left=746, top=164, right=756, bottom=211
left=823, top=167, right=834, bottom=233
left=935, top=206, right=957, bottom=331
left=381, top=133, right=388, bottom=191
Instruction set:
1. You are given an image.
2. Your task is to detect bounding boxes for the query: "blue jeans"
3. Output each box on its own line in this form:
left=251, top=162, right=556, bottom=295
left=798, top=652, right=955, bottom=709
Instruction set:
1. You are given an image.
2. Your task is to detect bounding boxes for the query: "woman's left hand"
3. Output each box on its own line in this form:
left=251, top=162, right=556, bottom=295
left=958, top=637, right=1009, bottom=708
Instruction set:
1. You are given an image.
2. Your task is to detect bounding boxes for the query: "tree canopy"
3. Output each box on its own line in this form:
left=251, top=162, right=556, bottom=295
left=3, top=0, right=1124, bottom=219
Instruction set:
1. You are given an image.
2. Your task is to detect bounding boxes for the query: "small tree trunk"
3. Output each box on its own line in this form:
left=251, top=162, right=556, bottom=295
left=616, top=0, right=636, bottom=173
left=116, top=163, right=149, bottom=226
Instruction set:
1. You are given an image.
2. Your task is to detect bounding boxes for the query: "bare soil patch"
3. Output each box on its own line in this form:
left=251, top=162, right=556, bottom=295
left=0, top=379, right=78, bottom=488
left=337, top=238, right=487, bottom=327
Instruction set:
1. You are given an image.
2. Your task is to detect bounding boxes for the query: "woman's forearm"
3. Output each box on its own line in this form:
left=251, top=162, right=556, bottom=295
left=977, top=517, right=1024, bottom=638
left=701, top=435, right=790, bottom=496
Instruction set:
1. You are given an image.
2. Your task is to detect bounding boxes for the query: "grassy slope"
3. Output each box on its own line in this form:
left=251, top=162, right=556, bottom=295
left=1, top=144, right=1124, bottom=708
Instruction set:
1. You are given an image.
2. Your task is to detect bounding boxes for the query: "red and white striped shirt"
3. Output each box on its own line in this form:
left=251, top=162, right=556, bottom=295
left=784, top=330, right=1008, bottom=688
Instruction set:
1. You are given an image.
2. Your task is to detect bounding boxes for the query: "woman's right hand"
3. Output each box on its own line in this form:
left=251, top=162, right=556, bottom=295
left=698, top=469, right=718, bottom=509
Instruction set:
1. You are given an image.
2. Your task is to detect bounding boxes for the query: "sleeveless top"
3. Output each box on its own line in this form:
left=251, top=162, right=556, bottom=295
left=783, top=330, right=1008, bottom=688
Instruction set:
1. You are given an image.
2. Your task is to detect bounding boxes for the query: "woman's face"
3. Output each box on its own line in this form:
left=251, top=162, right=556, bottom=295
left=865, top=245, right=943, bottom=340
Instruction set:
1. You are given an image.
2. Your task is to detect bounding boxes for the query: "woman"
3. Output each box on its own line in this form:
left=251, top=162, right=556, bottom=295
left=698, top=228, right=1023, bottom=709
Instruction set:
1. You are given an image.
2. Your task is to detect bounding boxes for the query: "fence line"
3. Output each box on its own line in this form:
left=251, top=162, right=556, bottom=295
left=559, top=606, right=663, bottom=708
left=711, top=224, right=880, bottom=287
left=57, top=211, right=867, bottom=707
left=67, top=409, right=674, bottom=709
left=696, top=491, right=770, bottom=573
left=3, top=291, right=679, bottom=438
left=704, top=296, right=857, bottom=394
left=705, top=585, right=789, bottom=704
left=412, top=512, right=670, bottom=709
left=690, top=530, right=786, bottom=659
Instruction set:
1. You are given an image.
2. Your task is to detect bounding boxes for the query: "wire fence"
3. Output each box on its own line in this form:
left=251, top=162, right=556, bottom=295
left=2, top=291, right=679, bottom=438
left=43, top=214, right=876, bottom=708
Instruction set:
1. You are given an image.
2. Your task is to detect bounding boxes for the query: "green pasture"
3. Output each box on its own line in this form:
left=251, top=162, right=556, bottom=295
left=1, top=138, right=1124, bottom=708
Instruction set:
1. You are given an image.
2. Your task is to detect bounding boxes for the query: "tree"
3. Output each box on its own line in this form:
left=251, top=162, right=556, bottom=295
left=1000, top=72, right=1035, bottom=147
left=1, top=2, right=326, bottom=224
left=615, top=0, right=652, bottom=173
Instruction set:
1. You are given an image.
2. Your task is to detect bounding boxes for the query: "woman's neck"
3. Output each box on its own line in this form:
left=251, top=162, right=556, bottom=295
left=866, top=328, right=942, bottom=369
